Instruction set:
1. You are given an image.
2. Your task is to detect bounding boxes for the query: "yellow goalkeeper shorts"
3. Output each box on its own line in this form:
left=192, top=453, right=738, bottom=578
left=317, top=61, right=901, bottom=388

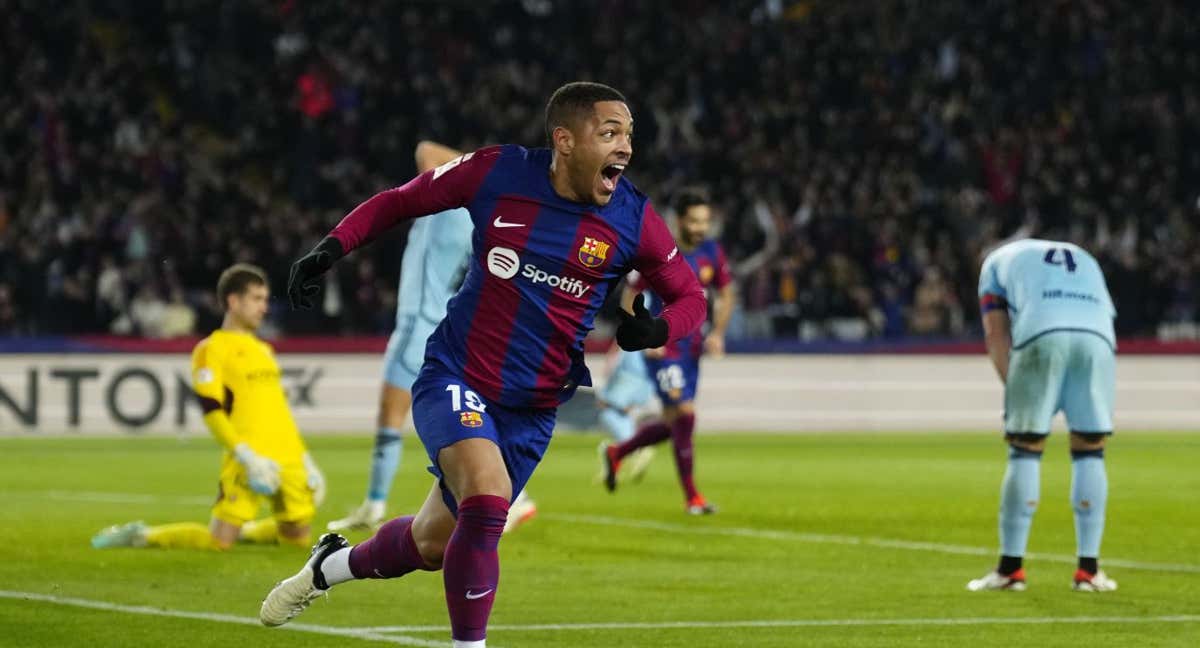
left=211, top=456, right=315, bottom=526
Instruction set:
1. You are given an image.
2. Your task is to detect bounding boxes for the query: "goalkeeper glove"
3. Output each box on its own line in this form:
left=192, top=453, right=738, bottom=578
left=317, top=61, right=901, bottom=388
left=233, top=443, right=281, bottom=495
left=615, top=294, right=669, bottom=351
left=287, top=236, right=344, bottom=310
left=303, top=452, right=326, bottom=507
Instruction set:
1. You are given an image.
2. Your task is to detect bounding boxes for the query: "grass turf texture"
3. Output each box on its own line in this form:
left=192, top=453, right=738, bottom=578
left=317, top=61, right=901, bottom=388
left=1, top=432, right=1197, bottom=647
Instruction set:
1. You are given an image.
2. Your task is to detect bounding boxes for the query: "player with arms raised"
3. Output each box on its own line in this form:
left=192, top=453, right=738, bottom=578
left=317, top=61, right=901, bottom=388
left=968, top=238, right=1118, bottom=593
left=601, top=189, right=734, bottom=514
left=260, top=82, right=706, bottom=647
left=326, top=141, right=537, bottom=534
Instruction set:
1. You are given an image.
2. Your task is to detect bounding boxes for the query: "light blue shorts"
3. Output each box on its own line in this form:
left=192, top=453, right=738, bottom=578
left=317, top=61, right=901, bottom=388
left=382, top=314, right=439, bottom=391
left=1004, top=330, right=1115, bottom=434
left=600, top=351, right=655, bottom=410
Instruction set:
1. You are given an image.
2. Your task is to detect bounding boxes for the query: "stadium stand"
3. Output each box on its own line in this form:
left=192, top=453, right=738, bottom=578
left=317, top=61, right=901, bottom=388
left=1, top=0, right=1197, bottom=340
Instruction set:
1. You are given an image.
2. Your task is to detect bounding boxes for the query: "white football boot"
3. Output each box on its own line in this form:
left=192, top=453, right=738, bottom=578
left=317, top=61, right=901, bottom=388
left=326, top=500, right=386, bottom=532
left=1073, top=569, right=1118, bottom=592
left=260, top=533, right=349, bottom=626
left=503, top=491, right=538, bottom=534
left=966, top=568, right=1027, bottom=591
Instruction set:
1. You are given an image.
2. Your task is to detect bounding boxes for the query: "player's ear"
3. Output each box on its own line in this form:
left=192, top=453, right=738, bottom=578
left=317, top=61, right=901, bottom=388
left=552, top=125, right=574, bottom=155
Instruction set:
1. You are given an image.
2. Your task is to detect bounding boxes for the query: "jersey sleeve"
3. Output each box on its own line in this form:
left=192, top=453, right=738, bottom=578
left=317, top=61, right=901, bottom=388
left=329, top=146, right=502, bottom=253
left=977, top=253, right=1008, bottom=314
left=191, top=338, right=227, bottom=410
left=713, top=242, right=733, bottom=289
left=630, top=201, right=707, bottom=342
left=192, top=338, right=239, bottom=451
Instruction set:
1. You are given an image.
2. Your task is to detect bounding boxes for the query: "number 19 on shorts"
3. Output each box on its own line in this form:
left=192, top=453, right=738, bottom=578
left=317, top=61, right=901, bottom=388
left=446, top=384, right=486, bottom=412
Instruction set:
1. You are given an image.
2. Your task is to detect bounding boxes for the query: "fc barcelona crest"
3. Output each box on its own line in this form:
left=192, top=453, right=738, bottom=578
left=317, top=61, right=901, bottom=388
left=578, top=237, right=611, bottom=268
left=460, top=411, right=483, bottom=428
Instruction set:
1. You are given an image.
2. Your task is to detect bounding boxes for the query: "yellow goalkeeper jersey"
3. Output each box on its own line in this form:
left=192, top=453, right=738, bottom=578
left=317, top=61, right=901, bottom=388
left=190, top=329, right=306, bottom=463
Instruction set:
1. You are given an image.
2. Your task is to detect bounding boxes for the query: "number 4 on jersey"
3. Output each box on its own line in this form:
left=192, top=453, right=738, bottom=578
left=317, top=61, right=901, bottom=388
left=1043, top=247, right=1077, bottom=273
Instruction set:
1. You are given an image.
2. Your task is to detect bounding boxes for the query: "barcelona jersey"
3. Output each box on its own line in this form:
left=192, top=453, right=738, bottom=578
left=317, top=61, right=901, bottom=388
left=329, top=145, right=707, bottom=409
left=642, top=238, right=732, bottom=360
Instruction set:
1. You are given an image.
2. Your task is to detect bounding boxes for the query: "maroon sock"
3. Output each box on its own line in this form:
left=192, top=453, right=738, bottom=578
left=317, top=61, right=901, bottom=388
left=443, top=494, right=509, bottom=642
left=615, top=421, right=671, bottom=460
left=348, top=516, right=435, bottom=579
left=670, top=413, right=699, bottom=500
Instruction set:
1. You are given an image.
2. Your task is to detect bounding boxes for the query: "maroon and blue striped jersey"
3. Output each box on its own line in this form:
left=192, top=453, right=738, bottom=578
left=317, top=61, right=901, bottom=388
left=637, top=238, right=732, bottom=360
left=328, top=145, right=707, bottom=408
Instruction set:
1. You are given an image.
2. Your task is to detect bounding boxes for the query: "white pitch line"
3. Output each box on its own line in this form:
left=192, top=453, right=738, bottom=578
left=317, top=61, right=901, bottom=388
left=363, top=614, right=1200, bottom=633
left=21, top=491, right=1200, bottom=574
left=543, top=513, right=1200, bottom=574
left=0, top=590, right=446, bottom=647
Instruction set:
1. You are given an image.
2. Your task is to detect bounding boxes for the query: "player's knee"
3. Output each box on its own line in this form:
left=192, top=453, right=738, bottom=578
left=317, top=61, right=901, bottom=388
left=415, top=537, right=447, bottom=569
left=1069, top=432, right=1108, bottom=452
left=455, top=474, right=512, bottom=502
left=1005, top=432, right=1047, bottom=453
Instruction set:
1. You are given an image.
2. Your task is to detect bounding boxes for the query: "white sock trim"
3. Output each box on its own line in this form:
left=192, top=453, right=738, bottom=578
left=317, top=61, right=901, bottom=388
left=452, top=640, right=486, bottom=648
left=319, top=547, right=355, bottom=588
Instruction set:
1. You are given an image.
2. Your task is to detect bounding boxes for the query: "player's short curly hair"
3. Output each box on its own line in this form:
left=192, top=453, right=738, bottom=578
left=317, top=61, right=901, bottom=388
left=674, top=187, right=710, bottom=216
left=216, top=263, right=268, bottom=309
left=545, top=81, right=627, bottom=143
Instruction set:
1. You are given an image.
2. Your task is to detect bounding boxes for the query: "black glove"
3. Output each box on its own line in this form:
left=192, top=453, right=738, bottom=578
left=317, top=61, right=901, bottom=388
left=287, top=236, right=344, bottom=310
left=615, top=294, right=669, bottom=351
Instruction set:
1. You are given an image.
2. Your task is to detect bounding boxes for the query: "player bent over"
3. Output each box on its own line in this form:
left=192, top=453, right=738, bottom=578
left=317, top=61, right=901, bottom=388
left=260, top=82, right=705, bottom=647
left=91, top=264, right=325, bottom=551
left=967, top=239, right=1118, bottom=593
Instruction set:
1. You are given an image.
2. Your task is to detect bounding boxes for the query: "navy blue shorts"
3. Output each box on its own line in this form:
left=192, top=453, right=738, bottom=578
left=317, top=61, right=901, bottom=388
left=645, top=354, right=700, bottom=405
left=411, top=360, right=556, bottom=514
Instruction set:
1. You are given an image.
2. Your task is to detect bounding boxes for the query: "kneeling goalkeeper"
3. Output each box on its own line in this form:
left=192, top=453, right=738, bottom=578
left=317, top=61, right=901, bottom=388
left=91, top=263, right=325, bottom=550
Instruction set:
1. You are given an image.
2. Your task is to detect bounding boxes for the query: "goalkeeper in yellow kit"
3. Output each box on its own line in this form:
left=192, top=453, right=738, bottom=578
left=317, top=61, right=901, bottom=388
left=91, top=263, right=325, bottom=550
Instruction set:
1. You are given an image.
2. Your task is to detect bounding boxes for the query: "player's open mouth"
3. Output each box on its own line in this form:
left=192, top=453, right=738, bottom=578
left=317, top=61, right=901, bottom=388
left=600, top=163, right=625, bottom=192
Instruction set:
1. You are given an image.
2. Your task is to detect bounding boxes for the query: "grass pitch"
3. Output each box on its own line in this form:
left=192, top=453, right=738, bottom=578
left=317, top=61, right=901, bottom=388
left=1, top=431, right=1198, bottom=647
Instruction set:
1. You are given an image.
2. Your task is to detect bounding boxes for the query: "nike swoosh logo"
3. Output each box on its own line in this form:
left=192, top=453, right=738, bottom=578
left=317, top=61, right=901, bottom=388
left=465, top=589, right=493, bottom=600
left=493, top=216, right=524, bottom=229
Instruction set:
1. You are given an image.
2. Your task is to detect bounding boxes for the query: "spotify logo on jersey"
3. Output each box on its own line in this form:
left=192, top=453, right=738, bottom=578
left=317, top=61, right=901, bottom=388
left=487, top=247, right=520, bottom=279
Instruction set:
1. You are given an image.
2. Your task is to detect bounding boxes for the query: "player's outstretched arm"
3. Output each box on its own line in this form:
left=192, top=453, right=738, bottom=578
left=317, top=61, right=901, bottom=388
left=287, top=145, right=502, bottom=310
left=624, top=203, right=707, bottom=349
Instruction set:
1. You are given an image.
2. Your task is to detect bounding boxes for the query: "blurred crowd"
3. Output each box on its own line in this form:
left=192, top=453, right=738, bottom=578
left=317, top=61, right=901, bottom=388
left=1, top=0, right=1198, bottom=340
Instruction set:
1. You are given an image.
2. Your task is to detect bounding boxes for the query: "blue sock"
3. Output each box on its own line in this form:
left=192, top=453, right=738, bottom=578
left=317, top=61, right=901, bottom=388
left=1071, top=449, right=1108, bottom=559
left=599, top=407, right=635, bottom=443
left=367, top=427, right=403, bottom=502
left=999, top=446, right=1042, bottom=558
